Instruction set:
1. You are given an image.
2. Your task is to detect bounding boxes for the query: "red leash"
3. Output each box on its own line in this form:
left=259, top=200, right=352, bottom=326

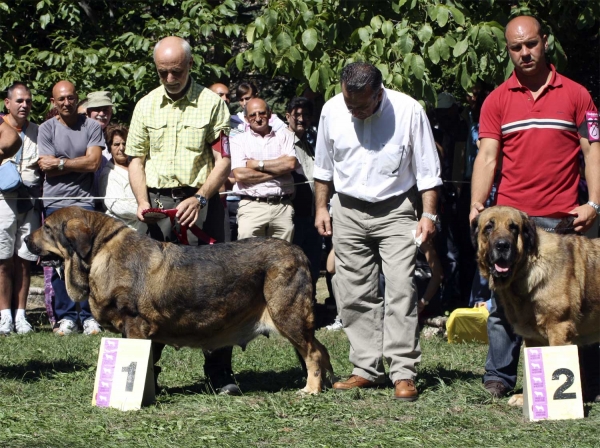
left=141, top=208, right=216, bottom=245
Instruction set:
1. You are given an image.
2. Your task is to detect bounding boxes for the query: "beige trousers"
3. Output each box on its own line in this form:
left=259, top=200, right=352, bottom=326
left=237, top=199, right=294, bottom=242
left=332, top=190, right=421, bottom=383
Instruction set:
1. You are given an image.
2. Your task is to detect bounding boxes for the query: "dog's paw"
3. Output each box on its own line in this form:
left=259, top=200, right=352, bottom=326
left=298, top=386, right=320, bottom=396
left=508, top=394, right=524, bottom=407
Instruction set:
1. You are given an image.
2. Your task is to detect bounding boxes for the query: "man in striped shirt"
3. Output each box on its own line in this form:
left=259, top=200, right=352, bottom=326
left=470, top=15, right=600, bottom=402
left=231, top=98, right=297, bottom=242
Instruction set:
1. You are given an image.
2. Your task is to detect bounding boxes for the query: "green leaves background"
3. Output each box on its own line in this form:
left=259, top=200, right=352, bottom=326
left=1, top=0, right=597, bottom=123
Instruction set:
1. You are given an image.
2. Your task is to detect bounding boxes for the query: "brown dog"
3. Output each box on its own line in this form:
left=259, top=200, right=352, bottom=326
left=26, top=207, right=333, bottom=394
left=471, top=206, right=600, bottom=405
left=471, top=205, right=600, bottom=347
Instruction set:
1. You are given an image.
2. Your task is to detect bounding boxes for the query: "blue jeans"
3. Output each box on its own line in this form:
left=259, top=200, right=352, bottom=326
left=483, top=294, right=522, bottom=388
left=469, top=268, right=492, bottom=307
left=483, top=216, right=600, bottom=396
left=46, top=206, right=94, bottom=324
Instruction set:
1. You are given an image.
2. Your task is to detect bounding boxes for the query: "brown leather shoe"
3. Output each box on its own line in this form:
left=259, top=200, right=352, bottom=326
left=333, top=375, right=377, bottom=391
left=394, top=379, right=418, bottom=401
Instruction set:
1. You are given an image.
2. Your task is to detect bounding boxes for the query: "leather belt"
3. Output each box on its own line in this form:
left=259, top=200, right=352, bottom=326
left=148, top=186, right=197, bottom=199
left=240, top=194, right=291, bottom=204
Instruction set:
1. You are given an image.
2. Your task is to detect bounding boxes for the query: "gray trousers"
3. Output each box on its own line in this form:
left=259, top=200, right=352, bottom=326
left=332, top=190, right=421, bottom=383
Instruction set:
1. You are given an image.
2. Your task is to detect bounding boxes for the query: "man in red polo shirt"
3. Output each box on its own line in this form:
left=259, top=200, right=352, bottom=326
left=470, top=16, right=600, bottom=402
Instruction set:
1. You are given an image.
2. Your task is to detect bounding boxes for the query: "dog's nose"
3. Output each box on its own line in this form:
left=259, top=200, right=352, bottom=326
left=24, top=235, right=30, bottom=246
left=494, top=239, right=511, bottom=252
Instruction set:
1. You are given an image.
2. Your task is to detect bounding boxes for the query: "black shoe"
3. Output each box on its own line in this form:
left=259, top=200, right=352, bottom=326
left=207, top=371, right=242, bottom=396
left=484, top=380, right=508, bottom=398
left=216, top=383, right=242, bottom=396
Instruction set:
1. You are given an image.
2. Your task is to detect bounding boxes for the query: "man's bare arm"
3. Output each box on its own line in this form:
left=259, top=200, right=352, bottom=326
left=469, top=138, right=500, bottom=222
left=570, top=139, right=600, bottom=232
left=176, top=149, right=232, bottom=227
left=232, top=168, right=276, bottom=184
left=246, top=155, right=298, bottom=175
left=416, top=188, right=438, bottom=244
left=0, top=121, right=22, bottom=161
left=234, top=155, right=297, bottom=185
left=39, top=146, right=103, bottom=178
left=314, top=179, right=333, bottom=236
left=128, top=156, right=153, bottom=222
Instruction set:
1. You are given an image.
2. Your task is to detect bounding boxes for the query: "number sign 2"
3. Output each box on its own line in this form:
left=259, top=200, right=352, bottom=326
left=523, top=345, right=584, bottom=421
left=92, top=338, right=155, bottom=411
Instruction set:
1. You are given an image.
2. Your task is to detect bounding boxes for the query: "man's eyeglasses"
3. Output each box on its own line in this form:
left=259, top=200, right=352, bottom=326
left=247, top=110, right=268, bottom=121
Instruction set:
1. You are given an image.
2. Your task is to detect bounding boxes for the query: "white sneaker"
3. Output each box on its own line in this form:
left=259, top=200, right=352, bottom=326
left=325, top=317, right=343, bottom=331
left=83, top=318, right=102, bottom=335
left=0, top=316, right=14, bottom=335
left=55, top=319, right=79, bottom=336
left=15, top=316, right=33, bottom=334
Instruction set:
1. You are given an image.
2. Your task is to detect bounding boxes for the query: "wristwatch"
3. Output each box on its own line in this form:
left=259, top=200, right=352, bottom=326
left=257, top=160, right=265, bottom=172
left=57, top=159, right=65, bottom=171
left=588, top=201, right=600, bottom=216
left=194, top=194, right=208, bottom=209
left=422, top=212, right=438, bottom=224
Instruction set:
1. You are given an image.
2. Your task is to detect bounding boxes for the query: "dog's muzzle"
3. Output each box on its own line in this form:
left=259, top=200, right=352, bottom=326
left=489, top=237, right=515, bottom=278
left=24, top=235, right=40, bottom=255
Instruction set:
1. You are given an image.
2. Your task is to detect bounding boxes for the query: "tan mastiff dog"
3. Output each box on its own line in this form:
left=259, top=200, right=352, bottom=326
left=27, top=207, right=334, bottom=394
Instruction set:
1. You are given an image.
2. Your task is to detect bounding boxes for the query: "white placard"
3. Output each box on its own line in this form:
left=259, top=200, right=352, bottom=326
left=523, top=345, right=584, bottom=421
left=92, top=338, right=155, bottom=411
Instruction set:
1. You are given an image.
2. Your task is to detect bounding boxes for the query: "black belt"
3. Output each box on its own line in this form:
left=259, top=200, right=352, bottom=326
left=240, top=194, right=291, bottom=204
left=148, top=186, right=197, bottom=199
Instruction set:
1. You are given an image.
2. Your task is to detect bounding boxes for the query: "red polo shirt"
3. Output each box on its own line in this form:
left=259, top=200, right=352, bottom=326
left=479, top=65, right=597, bottom=216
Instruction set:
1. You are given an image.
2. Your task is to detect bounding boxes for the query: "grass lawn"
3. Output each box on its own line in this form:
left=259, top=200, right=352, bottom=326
left=1, top=275, right=598, bottom=447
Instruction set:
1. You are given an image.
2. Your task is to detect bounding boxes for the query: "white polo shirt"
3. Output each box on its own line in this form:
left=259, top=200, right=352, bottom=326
left=314, top=88, right=442, bottom=202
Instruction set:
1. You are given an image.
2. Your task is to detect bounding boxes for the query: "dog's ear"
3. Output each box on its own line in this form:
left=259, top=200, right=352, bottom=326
left=520, top=212, right=537, bottom=254
left=470, top=214, right=480, bottom=251
left=63, top=219, right=93, bottom=259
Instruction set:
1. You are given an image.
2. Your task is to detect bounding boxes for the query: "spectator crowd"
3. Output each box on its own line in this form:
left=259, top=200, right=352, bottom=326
left=0, top=16, right=598, bottom=401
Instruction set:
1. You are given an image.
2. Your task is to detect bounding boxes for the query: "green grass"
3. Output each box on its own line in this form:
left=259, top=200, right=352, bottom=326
left=0, top=315, right=598, bottom=448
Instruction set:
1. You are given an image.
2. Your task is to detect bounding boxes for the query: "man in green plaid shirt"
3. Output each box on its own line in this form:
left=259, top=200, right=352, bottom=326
left=127, top=36, right=239, bottom=395
left=127, top=36, right=231, bottom=233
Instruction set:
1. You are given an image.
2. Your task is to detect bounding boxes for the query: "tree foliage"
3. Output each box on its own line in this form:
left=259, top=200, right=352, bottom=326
left=0, top=0, right=598, bottom=124
left=0, top=0, right=246, bottom=122
left=240, top=0, right=598, bottom=106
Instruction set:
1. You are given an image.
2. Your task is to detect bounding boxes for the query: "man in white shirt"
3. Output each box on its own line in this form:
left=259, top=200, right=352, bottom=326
left=231, top=98, right=297, bottom=241
left=314, top=62, right=442, bottom=401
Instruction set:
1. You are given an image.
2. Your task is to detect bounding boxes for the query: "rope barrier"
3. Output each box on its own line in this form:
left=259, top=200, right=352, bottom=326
left=0, top=179, right=470, bottom=201
left=0, top=180, right=315, bottom=201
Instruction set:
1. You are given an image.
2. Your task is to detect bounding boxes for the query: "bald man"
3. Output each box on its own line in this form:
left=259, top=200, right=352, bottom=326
left=126, top=36, right=238, bottom=395
left=231, top=98, right=297, bottom=241
left=470, top=16, right=600, bottom=402
left=37, top=80, right=105, bottom=336
left=209, top=83, right=231, bottom=105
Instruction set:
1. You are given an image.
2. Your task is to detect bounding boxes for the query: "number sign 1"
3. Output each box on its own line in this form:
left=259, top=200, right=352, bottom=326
left=523, top=345, right=584, bottom=421
left=92, top=338, right=155, bottom=411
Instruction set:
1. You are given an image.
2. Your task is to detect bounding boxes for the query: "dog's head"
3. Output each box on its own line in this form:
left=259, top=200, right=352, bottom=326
left=470, top=206, right=537, bottom=286
left=26, top=207, right=126, bottom=302
left=26, top=207, right=98, bottom=262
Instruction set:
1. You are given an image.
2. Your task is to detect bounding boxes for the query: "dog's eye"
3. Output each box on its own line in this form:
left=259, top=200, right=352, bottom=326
left=509, top=223, right=519, bottom=234
left=484, top=222, right=494, bottom=233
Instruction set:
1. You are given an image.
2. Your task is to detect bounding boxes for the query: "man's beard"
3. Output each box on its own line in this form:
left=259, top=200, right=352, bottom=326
left=164, top=77, right=190, bottom=96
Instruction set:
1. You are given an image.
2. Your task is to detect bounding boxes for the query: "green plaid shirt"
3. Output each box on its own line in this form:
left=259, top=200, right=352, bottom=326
left=126, top=78, right=230, bottom=188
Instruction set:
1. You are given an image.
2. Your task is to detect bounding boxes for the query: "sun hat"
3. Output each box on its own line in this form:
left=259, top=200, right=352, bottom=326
left=87, top=91, right=114, bottom=109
